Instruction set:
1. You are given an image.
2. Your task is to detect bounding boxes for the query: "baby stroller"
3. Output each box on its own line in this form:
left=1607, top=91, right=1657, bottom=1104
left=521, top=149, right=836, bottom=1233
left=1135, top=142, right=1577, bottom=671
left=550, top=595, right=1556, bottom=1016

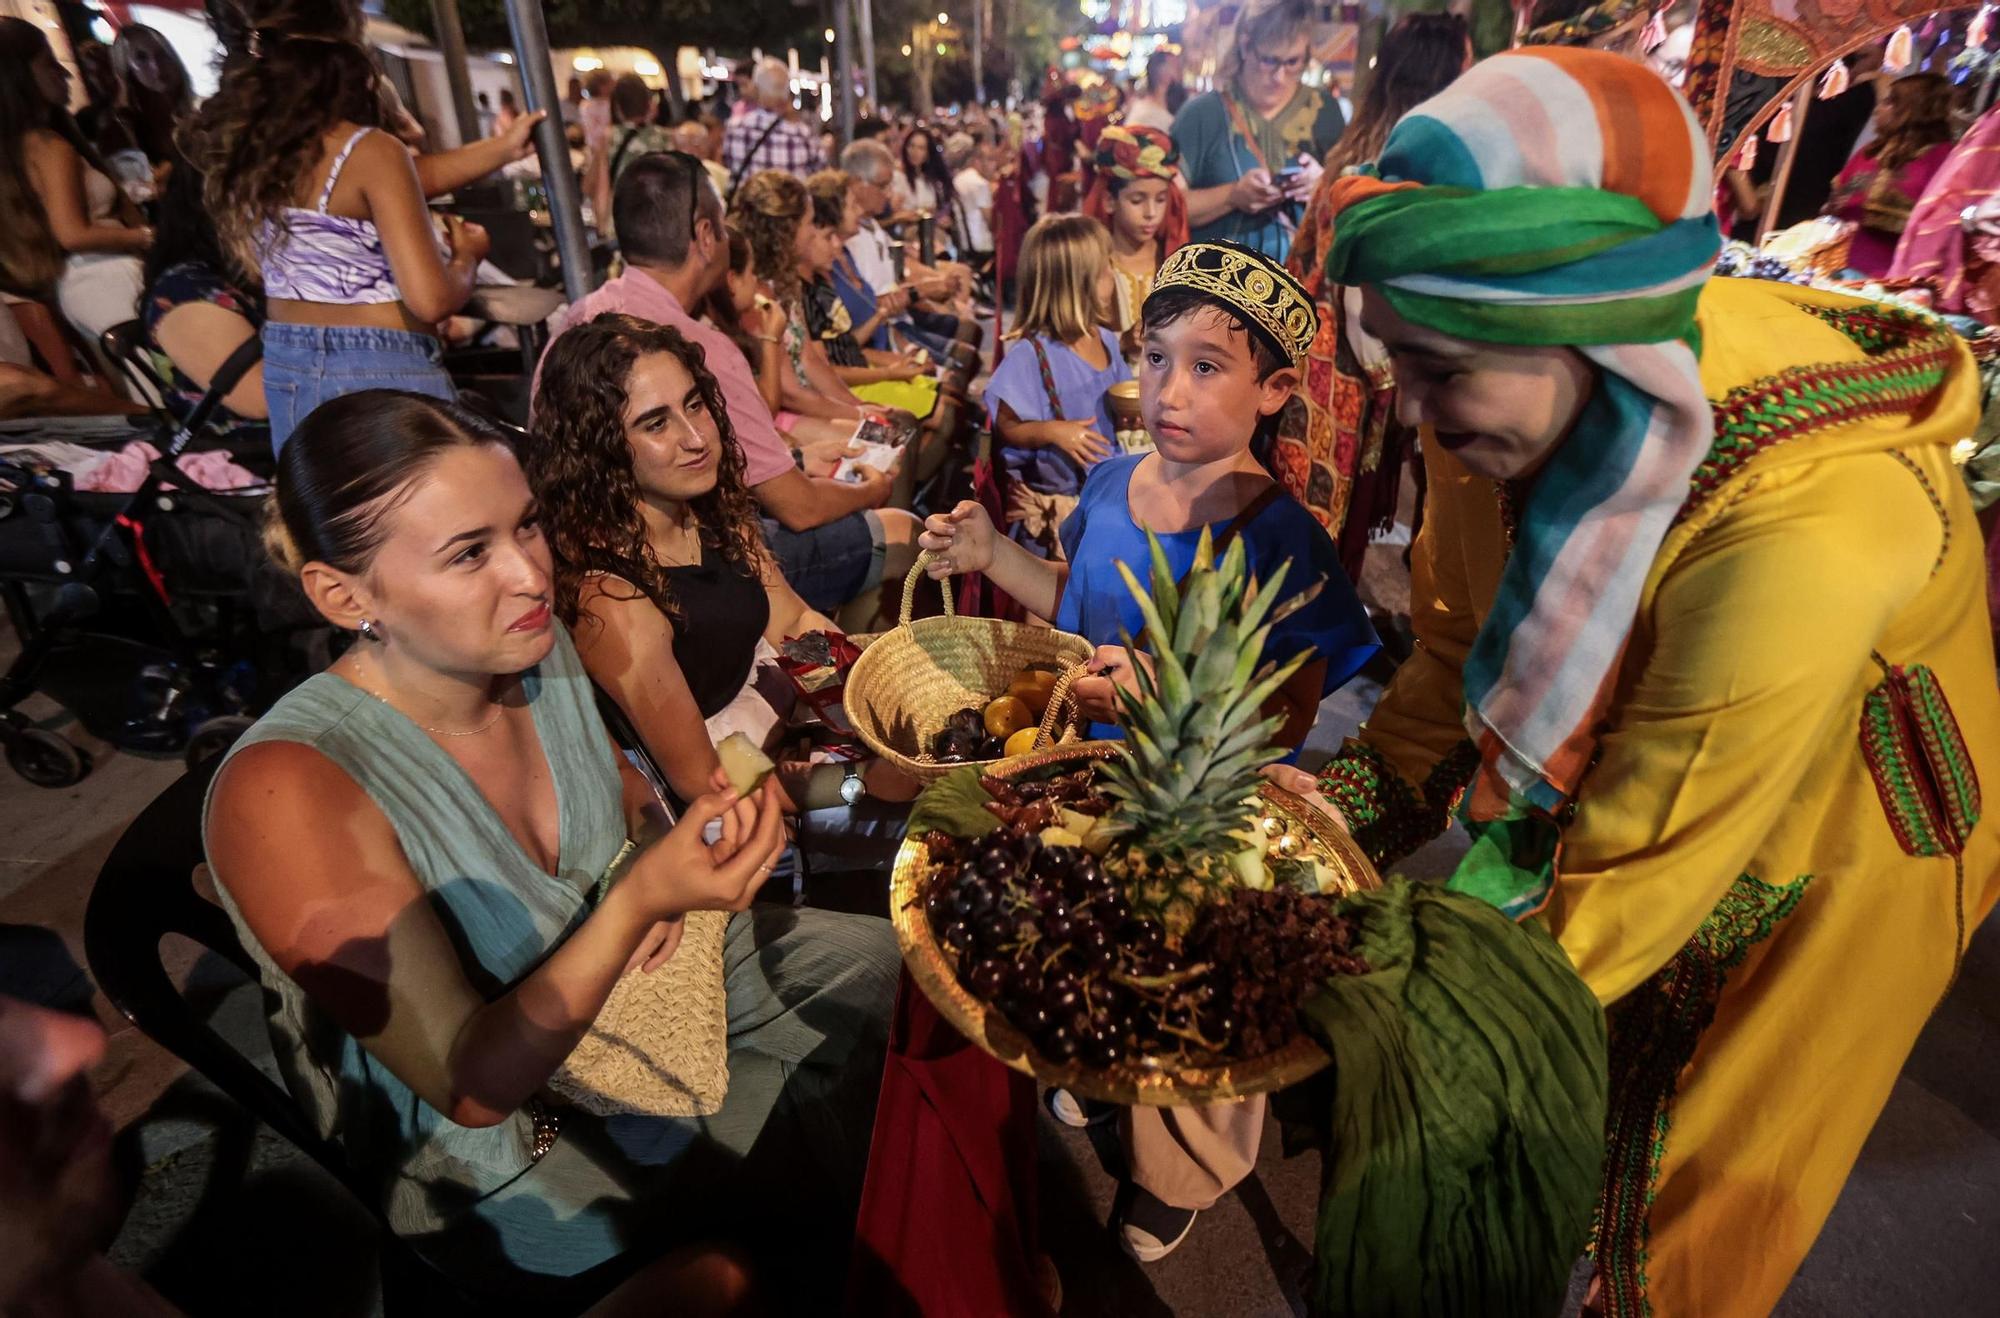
left=0, top=329, right=300, bottom=786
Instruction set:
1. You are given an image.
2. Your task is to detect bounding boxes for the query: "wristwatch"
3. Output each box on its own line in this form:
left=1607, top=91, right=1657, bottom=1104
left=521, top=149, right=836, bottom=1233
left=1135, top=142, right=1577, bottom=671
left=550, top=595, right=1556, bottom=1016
left=839, top=766, right=867, bottom=806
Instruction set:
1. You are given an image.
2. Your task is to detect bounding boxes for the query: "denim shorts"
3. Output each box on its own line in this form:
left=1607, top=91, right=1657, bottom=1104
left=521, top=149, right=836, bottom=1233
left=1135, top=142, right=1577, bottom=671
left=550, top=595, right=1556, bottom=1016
left=262, top=322, right=455, bottom=454
left=761, top=510, right=886, bottom=614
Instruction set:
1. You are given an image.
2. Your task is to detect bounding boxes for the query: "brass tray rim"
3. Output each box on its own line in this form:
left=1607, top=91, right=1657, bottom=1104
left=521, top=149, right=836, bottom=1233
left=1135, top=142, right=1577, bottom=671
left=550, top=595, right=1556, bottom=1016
left=888, top=741, right=1381, bottom=1106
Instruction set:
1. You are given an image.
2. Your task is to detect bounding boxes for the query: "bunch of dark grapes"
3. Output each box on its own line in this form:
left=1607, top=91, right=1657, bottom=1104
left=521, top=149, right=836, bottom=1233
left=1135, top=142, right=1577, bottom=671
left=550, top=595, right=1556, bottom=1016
left=1180, top=887, right=1370, bottom=1057
left=923, top=826, right=1216, bottom=1068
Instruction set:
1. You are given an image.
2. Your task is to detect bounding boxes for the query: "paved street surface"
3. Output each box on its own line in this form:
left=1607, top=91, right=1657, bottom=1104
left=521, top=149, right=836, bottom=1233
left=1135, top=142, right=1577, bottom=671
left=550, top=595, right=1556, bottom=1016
left=4, top=597, right=1996, bottom=1316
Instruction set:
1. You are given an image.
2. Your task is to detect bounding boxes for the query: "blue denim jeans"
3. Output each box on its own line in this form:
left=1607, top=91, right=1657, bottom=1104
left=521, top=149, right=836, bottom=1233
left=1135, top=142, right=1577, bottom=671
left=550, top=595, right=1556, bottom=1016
left=262, top=322, right=455, bottom=454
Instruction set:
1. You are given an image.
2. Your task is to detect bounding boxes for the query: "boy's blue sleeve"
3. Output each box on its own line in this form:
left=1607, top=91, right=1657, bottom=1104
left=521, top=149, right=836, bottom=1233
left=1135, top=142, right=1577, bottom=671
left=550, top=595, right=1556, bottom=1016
left=1057, top=462, right=1098, bottom=563
left=1256, top=504, right=1381, bottom=697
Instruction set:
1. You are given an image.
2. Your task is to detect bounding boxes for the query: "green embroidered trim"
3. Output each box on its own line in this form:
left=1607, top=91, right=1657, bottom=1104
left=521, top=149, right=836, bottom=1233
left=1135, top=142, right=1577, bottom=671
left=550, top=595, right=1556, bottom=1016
left=1859, top=661, right=1982, bottom=860
left=1592, top=873, right=1813, bottom=1318
left=1316, top=738, right=1480, bottom=868
left=1678, top=307, right=1960, bottom=526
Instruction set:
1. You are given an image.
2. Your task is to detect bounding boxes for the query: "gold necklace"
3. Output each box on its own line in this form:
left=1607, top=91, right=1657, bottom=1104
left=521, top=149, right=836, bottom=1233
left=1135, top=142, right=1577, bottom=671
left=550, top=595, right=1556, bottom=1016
left=362, top=655, right=507, bottom=737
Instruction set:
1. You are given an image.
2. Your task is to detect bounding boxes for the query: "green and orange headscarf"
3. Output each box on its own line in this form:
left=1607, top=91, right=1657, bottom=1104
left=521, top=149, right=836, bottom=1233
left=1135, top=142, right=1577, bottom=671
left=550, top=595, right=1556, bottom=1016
left=1325, top=47, right=1722, bottom=917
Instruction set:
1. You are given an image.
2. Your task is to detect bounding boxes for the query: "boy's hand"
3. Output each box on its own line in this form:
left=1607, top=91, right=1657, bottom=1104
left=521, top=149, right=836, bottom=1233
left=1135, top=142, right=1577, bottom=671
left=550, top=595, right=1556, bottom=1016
left=920, top=501, right=997, bottom=577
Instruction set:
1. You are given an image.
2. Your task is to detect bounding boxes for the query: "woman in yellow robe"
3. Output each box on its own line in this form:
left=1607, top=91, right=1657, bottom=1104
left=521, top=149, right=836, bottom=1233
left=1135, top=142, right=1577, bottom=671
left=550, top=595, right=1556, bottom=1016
left=1276, top=49, right=2000, bottom=1316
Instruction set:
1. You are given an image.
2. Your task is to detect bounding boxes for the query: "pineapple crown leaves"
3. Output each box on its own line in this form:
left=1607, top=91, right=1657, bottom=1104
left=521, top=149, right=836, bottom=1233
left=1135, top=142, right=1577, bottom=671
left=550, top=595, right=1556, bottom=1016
left=1098, top=527, right=1312, bottom=840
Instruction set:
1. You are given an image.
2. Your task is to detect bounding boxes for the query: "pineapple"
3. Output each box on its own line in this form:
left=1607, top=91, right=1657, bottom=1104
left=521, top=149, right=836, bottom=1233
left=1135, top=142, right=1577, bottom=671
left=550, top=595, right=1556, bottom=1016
left=1097, top=528, right=1317, bottom=939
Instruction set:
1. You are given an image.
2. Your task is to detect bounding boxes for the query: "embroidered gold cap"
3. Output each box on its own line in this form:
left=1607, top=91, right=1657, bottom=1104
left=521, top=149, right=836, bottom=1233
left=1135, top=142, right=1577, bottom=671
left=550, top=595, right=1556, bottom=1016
left=1145, top=240, right=1319, bottom=365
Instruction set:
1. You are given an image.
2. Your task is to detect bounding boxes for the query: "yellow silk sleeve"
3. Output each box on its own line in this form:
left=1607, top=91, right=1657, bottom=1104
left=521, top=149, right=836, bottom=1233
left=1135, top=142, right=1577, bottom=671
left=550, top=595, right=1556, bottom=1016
left=1316, top=441, right=1497, bottom=865
left=1546, top=452, right=1940, bottom=1004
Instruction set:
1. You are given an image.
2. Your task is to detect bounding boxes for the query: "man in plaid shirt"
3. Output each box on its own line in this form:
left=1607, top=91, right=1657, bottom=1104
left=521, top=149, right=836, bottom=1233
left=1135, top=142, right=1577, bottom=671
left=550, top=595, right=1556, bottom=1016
left=723, top=57, right=824, bottom=185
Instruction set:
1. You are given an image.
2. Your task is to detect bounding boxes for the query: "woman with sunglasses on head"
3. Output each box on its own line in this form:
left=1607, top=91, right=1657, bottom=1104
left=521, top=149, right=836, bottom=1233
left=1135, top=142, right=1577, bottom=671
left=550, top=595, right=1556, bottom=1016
left=1171, top=0, right=1345, bottom=260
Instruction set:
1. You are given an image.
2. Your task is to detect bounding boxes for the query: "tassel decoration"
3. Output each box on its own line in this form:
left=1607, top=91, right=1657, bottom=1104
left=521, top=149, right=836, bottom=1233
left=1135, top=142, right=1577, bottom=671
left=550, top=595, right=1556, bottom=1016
left=1767, top=99, right=1794, bottom=144
left=1886, top=25, right=1915, bottom=72
left=1819, top=60, right=1849, bottom=99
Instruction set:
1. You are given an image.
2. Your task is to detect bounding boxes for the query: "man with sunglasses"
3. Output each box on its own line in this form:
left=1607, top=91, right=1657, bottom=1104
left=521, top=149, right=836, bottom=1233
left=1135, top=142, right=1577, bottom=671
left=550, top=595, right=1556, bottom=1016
left=1172, top=0, right=1345, bottom=260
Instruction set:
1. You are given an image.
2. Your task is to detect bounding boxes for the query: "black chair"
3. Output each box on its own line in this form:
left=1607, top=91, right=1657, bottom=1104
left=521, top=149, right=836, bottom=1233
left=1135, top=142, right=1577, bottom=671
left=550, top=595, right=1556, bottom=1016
left=82, top=762, right=639, bottom=1316
left=82, top=759, right=481, bottom=1313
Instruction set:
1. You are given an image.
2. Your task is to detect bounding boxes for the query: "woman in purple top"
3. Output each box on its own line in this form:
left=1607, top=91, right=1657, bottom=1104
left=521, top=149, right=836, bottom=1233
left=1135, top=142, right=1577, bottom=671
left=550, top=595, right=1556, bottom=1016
left=183, top=0, right=544, bottom=451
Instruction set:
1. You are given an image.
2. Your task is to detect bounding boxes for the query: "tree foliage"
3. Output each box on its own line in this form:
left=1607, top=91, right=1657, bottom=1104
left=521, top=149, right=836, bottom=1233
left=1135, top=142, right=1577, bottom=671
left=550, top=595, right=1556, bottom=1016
left=382, top=0, right=819, bottom=63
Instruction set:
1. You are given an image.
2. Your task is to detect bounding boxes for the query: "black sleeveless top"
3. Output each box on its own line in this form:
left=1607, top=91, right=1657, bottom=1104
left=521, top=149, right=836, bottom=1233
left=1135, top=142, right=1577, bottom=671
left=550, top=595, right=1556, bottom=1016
left=666, top=544, right=770, bottom=718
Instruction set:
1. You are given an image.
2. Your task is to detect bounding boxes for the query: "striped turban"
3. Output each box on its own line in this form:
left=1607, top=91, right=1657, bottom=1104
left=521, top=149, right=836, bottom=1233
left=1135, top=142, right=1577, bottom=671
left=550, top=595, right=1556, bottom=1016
left=1326, top=48, right=1722, bottom=889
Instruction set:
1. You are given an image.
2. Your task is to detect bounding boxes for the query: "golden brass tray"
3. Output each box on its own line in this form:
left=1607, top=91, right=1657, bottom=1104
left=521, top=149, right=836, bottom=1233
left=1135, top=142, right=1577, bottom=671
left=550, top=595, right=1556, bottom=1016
left=889, top=742, right=1380, bottom=1106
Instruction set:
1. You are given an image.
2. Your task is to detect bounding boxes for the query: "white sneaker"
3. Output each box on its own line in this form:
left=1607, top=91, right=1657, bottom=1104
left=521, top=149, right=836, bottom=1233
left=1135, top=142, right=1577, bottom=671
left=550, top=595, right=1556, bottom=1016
left=1117, top=1186, right=1198, bottom=1263
left=1045, top=1087, right=1092, bottom=1128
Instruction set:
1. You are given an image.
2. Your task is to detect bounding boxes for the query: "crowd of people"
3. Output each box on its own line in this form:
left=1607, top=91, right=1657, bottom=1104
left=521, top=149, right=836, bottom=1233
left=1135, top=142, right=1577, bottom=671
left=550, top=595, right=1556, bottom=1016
left=2, top=0, right=1998, bottom=1315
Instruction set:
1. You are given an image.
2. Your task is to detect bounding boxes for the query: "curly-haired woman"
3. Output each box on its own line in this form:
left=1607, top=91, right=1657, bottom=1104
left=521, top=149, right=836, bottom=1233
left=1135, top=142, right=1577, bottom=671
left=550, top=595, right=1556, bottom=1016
left=182, top=0, right=545, bottom=450
left=523, top=312, right=921, bottom=826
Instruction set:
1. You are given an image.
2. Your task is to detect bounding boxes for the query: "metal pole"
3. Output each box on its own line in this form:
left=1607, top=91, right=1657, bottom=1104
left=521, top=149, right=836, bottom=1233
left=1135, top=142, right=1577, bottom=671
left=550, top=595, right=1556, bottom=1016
left=1759, top=84, right=1813, bottom=241
left=834, top=0, right=856, bottom=143
left=973, top=0, right=985, bottom=104
left=429, top=0, right=482, bottom=150
left=501, top=0, right=595, bottom=301
left=859, top=0, right=878, bottom=111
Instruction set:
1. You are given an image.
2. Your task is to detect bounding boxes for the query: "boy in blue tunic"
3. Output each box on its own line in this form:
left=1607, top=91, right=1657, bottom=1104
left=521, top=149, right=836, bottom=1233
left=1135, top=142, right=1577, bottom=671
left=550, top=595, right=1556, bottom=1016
left=921, top=239, right=1378, bottom=752
left=920, top=243, right=1379, bottom=1261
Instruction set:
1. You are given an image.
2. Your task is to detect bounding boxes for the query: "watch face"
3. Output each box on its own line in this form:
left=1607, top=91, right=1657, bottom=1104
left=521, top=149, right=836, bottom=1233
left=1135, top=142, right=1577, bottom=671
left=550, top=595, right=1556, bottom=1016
left=841, top=772, right=865, bottom=805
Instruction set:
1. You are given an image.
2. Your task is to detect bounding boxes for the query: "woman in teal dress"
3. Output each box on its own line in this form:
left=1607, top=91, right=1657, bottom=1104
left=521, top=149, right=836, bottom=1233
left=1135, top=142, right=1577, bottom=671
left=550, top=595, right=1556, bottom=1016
left=201, top=390, right=898, bottom=1307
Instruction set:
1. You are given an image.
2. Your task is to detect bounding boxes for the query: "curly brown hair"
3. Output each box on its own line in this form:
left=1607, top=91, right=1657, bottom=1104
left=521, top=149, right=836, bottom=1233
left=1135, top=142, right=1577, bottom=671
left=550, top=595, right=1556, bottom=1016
left=729, top=169, right=810, bottom=303
left=523, top=313, right=766, bottom=630
left=180, top=0, right=380, bottom=277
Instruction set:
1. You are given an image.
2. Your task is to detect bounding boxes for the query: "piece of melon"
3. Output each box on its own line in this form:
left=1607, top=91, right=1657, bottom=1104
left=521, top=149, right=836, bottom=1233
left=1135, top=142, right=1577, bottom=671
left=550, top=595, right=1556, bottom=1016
left=1056, top=807, right=1119, bottom=856
left=717, top=733, right=776, bottom=796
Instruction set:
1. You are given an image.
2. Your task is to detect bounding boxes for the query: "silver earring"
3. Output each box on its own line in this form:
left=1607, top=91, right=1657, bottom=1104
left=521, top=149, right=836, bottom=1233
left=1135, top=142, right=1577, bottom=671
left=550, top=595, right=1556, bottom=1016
left=357, top=619, right=379, bottom=642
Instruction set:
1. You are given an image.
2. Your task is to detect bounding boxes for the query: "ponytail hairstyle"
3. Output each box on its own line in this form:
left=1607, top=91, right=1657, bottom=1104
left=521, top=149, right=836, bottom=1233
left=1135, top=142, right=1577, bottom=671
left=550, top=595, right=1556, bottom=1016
left=182, top=0, right=382, bottom=277
left=264, top=389, right=513, bottom=585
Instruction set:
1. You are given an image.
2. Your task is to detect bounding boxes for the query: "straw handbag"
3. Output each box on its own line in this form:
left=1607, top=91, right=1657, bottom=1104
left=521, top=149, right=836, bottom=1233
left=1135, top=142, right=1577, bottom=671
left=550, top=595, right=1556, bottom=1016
left=548, top=902, right=731, bottom=1119
left=843, top=553, right=1095, bottom=783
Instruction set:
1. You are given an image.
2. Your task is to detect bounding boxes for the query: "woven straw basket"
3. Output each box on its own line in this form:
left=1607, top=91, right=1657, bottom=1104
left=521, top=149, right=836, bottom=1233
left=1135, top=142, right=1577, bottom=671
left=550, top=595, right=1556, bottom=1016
left=843, top=553, right=1096, bottom=782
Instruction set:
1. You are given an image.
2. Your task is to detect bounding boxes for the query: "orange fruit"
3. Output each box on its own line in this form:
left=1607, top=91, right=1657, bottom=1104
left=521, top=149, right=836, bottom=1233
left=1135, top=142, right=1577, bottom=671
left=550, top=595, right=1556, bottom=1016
left=1004, top=726, right=1041, bottom=758
left=983, top=695, right=1033, bottom=739
left=1007, top=669, right=1058, bottom=716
